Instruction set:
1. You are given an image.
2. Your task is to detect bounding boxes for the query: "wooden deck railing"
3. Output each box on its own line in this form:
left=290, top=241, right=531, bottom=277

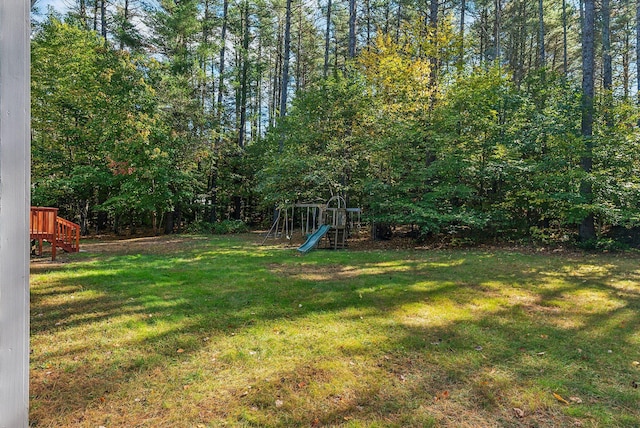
left=30, top=207, right=80, bottom=260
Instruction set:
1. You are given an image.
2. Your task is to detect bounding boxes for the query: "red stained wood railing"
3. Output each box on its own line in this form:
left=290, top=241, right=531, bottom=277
left=30, top=207, right=80, bottom=260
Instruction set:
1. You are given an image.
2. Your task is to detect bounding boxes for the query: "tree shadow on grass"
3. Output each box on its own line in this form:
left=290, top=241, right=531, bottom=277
left=29, top=240, right=640, bottom=426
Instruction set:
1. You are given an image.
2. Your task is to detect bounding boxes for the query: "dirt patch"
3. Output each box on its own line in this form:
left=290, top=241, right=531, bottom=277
left=30, top=259, right=71, bottom=272
left=79, top=235, right=205, bottom=255
left=29, top=235, right=211, bottom=271
left=30, top=229, right=605, bottom=269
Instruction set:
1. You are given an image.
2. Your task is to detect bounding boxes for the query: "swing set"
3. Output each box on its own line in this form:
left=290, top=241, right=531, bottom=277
left=261, top=196, right=362, bottom=250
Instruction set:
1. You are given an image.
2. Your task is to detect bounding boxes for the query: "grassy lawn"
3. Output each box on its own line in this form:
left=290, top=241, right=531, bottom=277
left=30, top=235, right=640, bottom=427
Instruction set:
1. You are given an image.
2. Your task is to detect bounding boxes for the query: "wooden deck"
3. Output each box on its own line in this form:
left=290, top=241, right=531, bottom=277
left=30, top=207, right=80, bottom=260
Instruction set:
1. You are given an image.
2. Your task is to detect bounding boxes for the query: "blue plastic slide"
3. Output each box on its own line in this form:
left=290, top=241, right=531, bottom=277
left=297, top=224, right=331, bottom=253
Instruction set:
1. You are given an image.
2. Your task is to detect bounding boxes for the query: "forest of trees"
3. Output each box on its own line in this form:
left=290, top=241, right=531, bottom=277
left=30, top=0, right=640, bottom=247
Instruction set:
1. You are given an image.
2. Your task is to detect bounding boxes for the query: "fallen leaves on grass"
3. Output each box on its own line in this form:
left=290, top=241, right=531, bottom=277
left=434, top=390, right=450, bottom=401
left=553, top=392, right=570, bottom=405
left=513, top=407, right=524, bottom=418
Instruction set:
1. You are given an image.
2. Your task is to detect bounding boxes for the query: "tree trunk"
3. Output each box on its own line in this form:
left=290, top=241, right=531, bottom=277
left=348, top=0, right=356, bottom=58
left=384, top=0, right=390, bottom=35
left=623, top=5, right=630, bottom=99
left=579, top=0, right=584, bottom=35
left=209, top=173, right=218, bottom=223
left=152, top=211, right=158, bottom=235
left=458, top=0, right=465, bottom=74
left=277, top=0, right=292, bottom=155
left=200, top=0, right=211, bottom=106
left=396, top=2, right=402, bottom=43
left=271, top=21, right=283, bottom=127
left=96, top=209, right=107, bottom=233
left=233, top=196, right=242, bottom=220
left=164, top=210, right=174, bottom=234
left=538, top=0, right=545, bottom=67
left=256, top=37, right=263, bottom=137
left=238, top=1, right=249, bottom=148
left=80, top=200, right=89, bottom=236
left=280, top=0, right=292, bottom=119
left=579, top=0, right=595, bottom=241
left=429, top=0, right=438, bottom=28
left=602, top=0, right=612, bottom=127
left=324, top=0, right=332, bottom=78
left=217, top=0, right=229, bottom=142
left=494, top=0, right=501, bottom=63
left=101, top=0, right=107, bottom=40
left=562, top=0, right=568, bottom=74
left=429, top=0, right=438, bottom=103
left=480, top=7, right=487, bottom=64
left=603, top=0, right=612, bottom=92
left=119, top=0, right=129, bottom=50
left=93, top=0, right=98, bottom=32
left=365, top=0, right=371, bottom=47
left=295, top=0, right=302, bottom=92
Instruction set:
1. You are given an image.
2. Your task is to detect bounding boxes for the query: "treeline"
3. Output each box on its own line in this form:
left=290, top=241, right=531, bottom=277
left=30, top=0, right=640, bottom=247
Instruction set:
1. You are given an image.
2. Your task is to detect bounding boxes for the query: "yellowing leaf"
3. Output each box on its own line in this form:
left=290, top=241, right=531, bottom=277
left=553, top=392, right=570, bottom=405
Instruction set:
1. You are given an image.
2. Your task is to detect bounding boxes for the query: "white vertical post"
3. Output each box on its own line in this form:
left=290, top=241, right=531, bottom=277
left=0, top=0, right=30, bottom=426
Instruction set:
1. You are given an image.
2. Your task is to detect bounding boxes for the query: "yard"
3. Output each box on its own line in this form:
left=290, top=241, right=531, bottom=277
left=29, top=235, right=640, bottom=427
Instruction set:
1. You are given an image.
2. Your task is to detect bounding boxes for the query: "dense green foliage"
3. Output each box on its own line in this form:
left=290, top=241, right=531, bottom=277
left=30, top=0, right=640, bottom=245
left=260, top=35, right=640, bottom=243
left=31, top=20, right=163, bottom=233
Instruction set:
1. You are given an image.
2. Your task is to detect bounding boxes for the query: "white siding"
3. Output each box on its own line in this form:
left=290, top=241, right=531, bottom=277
left=0, top=0, right=30, bottom=426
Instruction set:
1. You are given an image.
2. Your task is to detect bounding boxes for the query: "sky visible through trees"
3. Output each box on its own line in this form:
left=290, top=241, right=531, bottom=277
left=29, top=0, right=640, bottom=248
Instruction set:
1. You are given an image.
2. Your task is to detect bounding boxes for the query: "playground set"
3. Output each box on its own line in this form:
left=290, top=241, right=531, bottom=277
left=262, top=196, right=362, bottom=253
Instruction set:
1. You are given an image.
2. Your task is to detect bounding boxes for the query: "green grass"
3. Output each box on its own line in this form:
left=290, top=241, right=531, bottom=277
left=30, top=235, right=640, bottom=427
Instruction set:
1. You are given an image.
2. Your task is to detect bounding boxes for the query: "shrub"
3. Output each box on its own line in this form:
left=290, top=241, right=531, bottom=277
left=186, top=220, right=248, bottom=235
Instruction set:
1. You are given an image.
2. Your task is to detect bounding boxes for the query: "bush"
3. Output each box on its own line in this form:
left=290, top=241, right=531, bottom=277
left=212, top=220, right=248, bottom=234
left=186, top=220, right=248, bottom=235
left=576, top=238, right=629, bottom=252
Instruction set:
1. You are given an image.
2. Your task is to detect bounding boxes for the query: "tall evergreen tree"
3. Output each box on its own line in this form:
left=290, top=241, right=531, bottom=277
left=580, top=0, right=595, bottom=241
left=349, top=0, right=356, bottom=58
left=280, top=0, right=292, bottom=119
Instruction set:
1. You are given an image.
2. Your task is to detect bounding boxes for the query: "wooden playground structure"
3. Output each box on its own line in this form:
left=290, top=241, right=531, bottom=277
left=262, top=196, right=361, bottom=252
left=30, top=207, right=81, bottom=260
